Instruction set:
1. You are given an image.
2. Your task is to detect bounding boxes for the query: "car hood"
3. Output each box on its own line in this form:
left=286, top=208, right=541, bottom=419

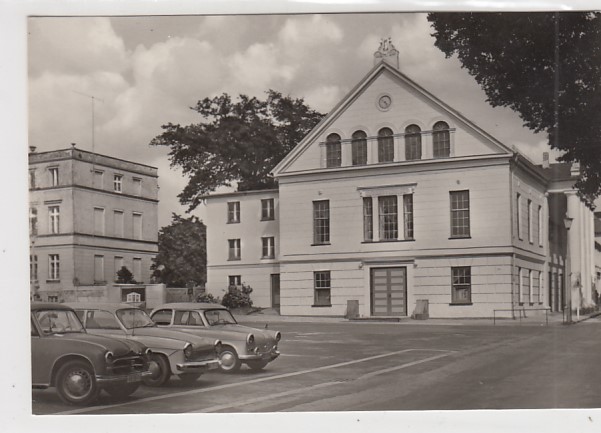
left=177, top=324, right=278, bottom=346
left=51, top=332, right=143, bottom=357
left=128, top=327, right=217, bottom=350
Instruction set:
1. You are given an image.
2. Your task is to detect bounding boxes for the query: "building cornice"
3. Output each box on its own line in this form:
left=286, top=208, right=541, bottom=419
left=29, top=185, right=159, bottom=203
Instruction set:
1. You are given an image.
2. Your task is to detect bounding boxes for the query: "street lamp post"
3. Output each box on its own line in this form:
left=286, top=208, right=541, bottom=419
left=564, top=215, right=573, bottom=324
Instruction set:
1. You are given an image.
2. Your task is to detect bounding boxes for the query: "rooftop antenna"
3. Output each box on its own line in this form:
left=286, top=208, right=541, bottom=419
left=72, top=90, right=104, bottom=154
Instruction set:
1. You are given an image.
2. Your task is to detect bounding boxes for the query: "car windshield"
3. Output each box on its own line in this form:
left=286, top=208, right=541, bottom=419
left=116, top=308, right=156, bottom=329
left=34, top=310, right=85, bottom=335
left=204, top=309, right=237, bottom=326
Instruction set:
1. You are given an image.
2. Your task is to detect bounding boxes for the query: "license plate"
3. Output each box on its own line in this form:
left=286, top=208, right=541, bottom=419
left=127, top=373, right=142, bottom=383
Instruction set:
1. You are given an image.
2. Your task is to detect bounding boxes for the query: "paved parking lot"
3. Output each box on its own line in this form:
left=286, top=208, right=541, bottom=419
left=32, top=316, right=601, bottom=414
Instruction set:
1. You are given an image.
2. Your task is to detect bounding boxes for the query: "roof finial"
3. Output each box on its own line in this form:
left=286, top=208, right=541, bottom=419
left=374, top=37, right=399, bottom=69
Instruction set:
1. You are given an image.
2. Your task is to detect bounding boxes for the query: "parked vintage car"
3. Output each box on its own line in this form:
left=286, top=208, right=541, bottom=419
left=65, top=302, right=221, bottom=386
left=150, top=303, right=281, bottom=373
left=31, top=302, right=154, bottom=405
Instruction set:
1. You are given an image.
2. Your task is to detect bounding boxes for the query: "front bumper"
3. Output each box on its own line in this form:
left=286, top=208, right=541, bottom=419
left=96, top=369, right=153, bottom=385
left=176, top=359, right=221, bottom=372
left=239, top=349, right=280, bottom=362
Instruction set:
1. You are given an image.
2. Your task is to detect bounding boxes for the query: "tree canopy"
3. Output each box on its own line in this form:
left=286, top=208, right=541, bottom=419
left=152, top=214, right=207, bottom=287
left=150, top=90, right=325, bottom=211
left=428, top=12, right=601, bottom=204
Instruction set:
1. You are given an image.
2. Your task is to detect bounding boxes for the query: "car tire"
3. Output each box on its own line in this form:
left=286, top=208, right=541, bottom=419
left=55, top=359, right=100, bottom=406
left=142, top=354, right=171, bottom=387
left=218, top=346, right=241, bottom=373
left=104, top=383, right=140, bottom=399
left=246, top=359, right=269, bottom=371
left=178, top=373, right=202, bottom=384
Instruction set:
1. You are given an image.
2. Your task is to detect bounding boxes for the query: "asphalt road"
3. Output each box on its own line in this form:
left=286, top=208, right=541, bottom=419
left=32, top=316, right=601, bottom=414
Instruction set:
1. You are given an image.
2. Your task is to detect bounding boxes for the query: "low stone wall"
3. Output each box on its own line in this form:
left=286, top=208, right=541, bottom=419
left=165, top=287, right=205, bottom=303
left=59, top=287, right=107, bottom=303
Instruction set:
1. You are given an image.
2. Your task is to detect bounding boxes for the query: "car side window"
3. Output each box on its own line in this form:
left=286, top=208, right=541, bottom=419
left=173, top=310, right=188, bottom=325
left=188, top=311, right=204, bottom=326
left=152, top=309, right=172, bottom=325
left=86, top=310, right=121, bottom=329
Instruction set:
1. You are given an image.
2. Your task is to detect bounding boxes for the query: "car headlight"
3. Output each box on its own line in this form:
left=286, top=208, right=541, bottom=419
left=145, top=348, right=152, bottom=355
left=246, top=334, right=255, bottom=346
left=275, top=331, right=281, bottom=342
left=183, top=343, right=193, bottom=360
left=105, top=351, right=114, bottom=363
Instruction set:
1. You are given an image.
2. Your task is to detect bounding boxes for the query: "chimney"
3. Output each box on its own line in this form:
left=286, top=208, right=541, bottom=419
left=542, top=152, right=550, bottom=169
left=374, top=37, right=399, bottom=69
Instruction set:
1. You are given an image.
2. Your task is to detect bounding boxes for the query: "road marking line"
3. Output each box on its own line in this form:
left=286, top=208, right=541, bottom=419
left=55, top=348, right=454, bottom=415
left=190, top=381, right=342, bottom=413
left=357, top=352, right=454, bottom=380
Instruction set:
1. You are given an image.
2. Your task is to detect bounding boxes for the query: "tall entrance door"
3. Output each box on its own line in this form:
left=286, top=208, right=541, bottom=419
left=271, top=274, right=280, bottom=310
left=370, top=267, right=407, bottom=316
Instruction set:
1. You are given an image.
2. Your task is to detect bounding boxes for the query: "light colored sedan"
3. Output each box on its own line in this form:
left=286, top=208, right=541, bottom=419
left=150, top=303, right=281, bottom=373
left=66, top=302, right=221, bottom=386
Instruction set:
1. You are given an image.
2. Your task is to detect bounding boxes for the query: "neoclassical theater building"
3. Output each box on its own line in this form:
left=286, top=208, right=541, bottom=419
left=204, top=41, right=599, bottom=319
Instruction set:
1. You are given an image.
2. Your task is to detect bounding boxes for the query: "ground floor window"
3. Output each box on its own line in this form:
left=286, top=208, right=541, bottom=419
left=228, top=275, right=241, bottom=287
left=451, top=266, right=471, bottom=304
left=314, top=271, right=331, bottom=306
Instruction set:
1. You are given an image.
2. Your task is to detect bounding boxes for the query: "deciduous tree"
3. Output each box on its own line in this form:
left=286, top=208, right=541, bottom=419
left=428, top=12, right=601, bottom=203
left=152, top=214, right=207, bottom=287
left=150, top=90, right=324, bottom=211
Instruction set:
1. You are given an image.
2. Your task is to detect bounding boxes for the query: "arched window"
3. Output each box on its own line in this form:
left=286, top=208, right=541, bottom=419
left=351, top=130, right=367, bottom=166
left=404, top=124, right=422, bottom=161
left=325, top=133, right=341, bottom=168
left=377, top=128, right=394, bottom=163
left=433, top=121, right=450, bottom=158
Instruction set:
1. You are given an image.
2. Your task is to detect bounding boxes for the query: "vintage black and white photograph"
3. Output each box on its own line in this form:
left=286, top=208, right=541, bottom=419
left=4, top=0, right=601, bottom=431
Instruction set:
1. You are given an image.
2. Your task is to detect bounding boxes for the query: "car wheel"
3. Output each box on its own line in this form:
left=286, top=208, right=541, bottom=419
left=218, top=346, right=241, bottom=373
left=104, top=383, right=140, bottom=399
left=246, top=359, right=269, bottom=371
left=142, top=354, right=171, bottom=387
left=55, top=360, right=100, bottom=405
left=178, top=373, right=201, bottom=384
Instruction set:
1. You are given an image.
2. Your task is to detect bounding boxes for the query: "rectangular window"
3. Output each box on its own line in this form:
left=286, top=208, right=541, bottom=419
left=48, top=254, right=60, bottom=280
left=114, top=210, right=124, bottom=237
left=133, top=258, right=142, bottom=282
left=403, top=194, right=414, bottom=240
left=29, top=208, right=38, bottom=236
left=113, top=174, right=123, bottom=192
left=262, top=237, right=275, bottom=259
left=363, top=197, right=373, bottom=241
left=261, top=198, right=275, bottom=221
left=517, top=193, right=522, bottom=240
left=48, top=206, right=60, bottom=234
left=228, top=275, right=241, bottom=287
left=379, top=196, right=398, bottom=240
left=538, top=271, right=543, bottom=304
left=133, top=178, right=142, bottom=195
left=527, top=199, right=533, bottom=243
left=94, top=207, right=105, bottom=236
left=48, top=295, right=58, bottom=303
left=314, top=271, right=331, bottom=306
left=94, top=255, right=105, bottom=283
left=529, top=270, right=534, bottom=304
left=29, top=169, right=36, bottom=189
left=228, top=239, right=241, bottom=260
left=93, top=170, right=104, bottom=189
left=227, top=201, right=240, bottom=223
left=132, top=212, right=142, bottom=240
left=313, top=200, right=330, bottom=244
left=538, top=205, right=543, bottom=247
left=450, top=190, right=470, bottom=238
left=30, top=255, right=38, bottom=282
left=49, top=167, right=59, bottom=186
left=114, top=256, right=124, bottom=282
left=451, top=266, right=471, bottom=304
left=518, top=268, right=524, bottom=304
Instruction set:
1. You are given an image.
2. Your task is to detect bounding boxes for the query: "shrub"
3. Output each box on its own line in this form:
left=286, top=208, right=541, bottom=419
left=221, top=284, right=253, bottom=309
left=196, top=292, right=220, bottom=304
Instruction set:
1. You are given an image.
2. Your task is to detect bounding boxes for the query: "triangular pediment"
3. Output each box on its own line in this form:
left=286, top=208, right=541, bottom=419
left=272, top=62, right=513, bottom=176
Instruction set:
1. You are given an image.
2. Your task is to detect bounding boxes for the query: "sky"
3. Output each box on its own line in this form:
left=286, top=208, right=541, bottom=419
left=27, top=12, right=559, bottom=228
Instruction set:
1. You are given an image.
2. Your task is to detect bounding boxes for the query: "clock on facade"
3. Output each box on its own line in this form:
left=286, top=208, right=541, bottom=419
left=378, top=94, right=392, bottom=110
